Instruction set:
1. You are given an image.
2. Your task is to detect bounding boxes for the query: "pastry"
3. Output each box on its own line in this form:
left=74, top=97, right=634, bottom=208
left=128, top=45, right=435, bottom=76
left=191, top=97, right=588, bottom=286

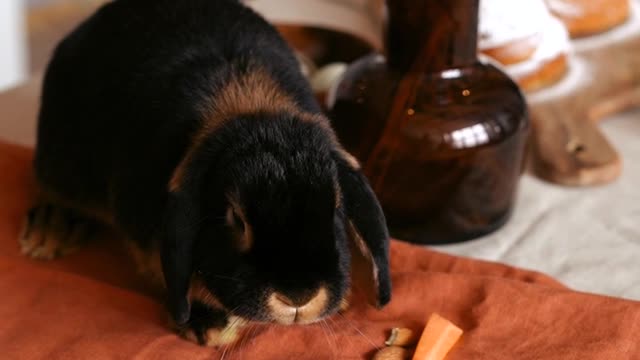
left=546, top=0, right=631, bottom=37
left=479, top=0, right=548, bottom=65
left=479, top=0, right=571, bottom=91
left=503, top=16, right=571, bottom=92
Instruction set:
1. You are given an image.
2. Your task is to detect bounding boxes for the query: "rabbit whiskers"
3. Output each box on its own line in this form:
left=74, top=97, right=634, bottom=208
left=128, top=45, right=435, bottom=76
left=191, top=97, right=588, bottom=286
left=336, top=312, right=380, bottom=351
left=320, top=318, right=339, bottom=359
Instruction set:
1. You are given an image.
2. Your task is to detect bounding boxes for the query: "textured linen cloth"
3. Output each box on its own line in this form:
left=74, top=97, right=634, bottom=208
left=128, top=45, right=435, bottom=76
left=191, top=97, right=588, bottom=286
left=1, top=140, right=640, bottom=359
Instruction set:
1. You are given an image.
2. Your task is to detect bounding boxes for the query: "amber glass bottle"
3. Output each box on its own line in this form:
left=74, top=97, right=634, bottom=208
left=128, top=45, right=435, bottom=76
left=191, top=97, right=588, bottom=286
left=329, top=0, right=530, bottom=244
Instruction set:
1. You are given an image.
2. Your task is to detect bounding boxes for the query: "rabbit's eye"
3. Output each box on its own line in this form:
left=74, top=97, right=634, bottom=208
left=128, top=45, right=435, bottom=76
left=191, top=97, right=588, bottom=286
left=226, top=206, right=252, bottom=252
left=226, top=207, right=245, bottom=230
left=233, top=211, right=245, bottom=231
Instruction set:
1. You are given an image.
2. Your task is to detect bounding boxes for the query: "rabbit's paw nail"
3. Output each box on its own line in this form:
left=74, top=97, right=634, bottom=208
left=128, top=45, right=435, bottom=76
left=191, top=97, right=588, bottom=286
left=19, top=204, right=95, bottom=260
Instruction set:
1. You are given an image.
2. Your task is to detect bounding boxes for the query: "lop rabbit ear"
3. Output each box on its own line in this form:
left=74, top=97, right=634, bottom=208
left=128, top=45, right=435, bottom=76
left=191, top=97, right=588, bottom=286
left=334, top=152, right=392, bottom=308
left=162, top=189, right=198, bottom=326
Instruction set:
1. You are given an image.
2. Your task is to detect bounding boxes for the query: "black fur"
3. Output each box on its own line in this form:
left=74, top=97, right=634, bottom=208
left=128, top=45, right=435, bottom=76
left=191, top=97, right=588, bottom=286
left=181, top=114, right=352, bottom=322
left=33, top=0, right=391, bottom=338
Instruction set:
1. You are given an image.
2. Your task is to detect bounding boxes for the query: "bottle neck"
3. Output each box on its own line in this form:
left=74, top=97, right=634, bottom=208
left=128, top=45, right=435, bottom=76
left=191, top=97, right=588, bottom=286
left=386, top=0, right=479, bottom=72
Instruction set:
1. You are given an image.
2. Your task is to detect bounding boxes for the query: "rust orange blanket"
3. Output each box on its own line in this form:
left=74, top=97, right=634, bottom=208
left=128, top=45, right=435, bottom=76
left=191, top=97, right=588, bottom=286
left=1, top=141, right=638, bottom=359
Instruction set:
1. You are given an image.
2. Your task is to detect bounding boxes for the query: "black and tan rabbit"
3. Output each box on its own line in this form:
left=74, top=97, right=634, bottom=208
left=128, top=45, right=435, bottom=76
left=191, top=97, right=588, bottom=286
left=20, top=0, right=391, bottom=346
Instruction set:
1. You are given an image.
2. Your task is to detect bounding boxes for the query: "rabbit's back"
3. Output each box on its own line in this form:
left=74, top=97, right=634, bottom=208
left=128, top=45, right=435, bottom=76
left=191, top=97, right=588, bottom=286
left=34, top=0, right=314, bottom=237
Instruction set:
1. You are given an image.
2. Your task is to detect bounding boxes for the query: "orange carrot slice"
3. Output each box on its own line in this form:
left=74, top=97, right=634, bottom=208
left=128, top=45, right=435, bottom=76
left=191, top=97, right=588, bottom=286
left=411, top=313, right=463, bottom=360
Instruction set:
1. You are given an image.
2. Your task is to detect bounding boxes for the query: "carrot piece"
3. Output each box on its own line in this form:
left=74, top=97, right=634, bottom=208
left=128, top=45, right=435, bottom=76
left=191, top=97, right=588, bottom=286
left=411, top=313, right=463, bottom=360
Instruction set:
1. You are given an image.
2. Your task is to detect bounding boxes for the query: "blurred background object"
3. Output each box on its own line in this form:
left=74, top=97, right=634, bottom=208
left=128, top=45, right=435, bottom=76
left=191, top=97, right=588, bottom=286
left=546, top=0, right=631, bottom=37
left=26, top=0, right=105, bottom=73
left=245, top=0, right=384, bottom=66
left=0, top=0, right=27, bottom=92
left=479, top=0, right=572, bottom=92
left=245, top=0, right=385, bottom=106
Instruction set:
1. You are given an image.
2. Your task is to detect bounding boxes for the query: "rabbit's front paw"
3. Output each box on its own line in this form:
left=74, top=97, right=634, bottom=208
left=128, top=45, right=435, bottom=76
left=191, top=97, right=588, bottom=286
left=19, top=203, right=99, bottom=260
left=179, top=301, right=245, bottom=347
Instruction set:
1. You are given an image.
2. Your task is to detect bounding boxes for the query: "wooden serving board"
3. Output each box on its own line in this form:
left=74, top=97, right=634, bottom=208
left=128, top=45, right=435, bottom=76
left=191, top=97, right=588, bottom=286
left=526, top=2, right=640, bottom=186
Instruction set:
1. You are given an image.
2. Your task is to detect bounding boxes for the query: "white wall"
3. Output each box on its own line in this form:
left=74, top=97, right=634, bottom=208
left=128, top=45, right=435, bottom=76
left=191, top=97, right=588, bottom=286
left=0, top=0, right=27, bottom=92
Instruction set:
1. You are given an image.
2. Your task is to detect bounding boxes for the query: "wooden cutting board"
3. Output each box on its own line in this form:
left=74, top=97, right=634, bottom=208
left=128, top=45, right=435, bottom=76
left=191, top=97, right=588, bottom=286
left=526, top=4, right=640, bottom=186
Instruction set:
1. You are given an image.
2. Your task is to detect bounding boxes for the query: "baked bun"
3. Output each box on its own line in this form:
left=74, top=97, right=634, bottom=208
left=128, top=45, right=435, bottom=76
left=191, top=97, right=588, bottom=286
left=480, top=0, right=571, bottom=91
left=546, top=0, right=631, bottom=37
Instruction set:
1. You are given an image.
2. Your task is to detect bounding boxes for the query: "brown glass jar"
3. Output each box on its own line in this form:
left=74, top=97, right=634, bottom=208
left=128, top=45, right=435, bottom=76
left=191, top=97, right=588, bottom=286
left=329, top=0, right=530, bottom=244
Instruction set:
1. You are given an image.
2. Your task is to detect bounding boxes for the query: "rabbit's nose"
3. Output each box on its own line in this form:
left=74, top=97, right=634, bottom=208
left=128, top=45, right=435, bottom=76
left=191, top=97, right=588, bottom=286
left=268, top=288, right=329, bottom=324
left=275, top=291, right=317, bottom=307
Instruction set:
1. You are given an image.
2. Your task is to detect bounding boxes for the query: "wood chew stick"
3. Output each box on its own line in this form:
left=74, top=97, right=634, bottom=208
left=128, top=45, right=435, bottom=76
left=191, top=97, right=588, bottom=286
left=411, top=314, right=463, bottom=360
left=373, top=346, right=411, bottom=360
left=385, top=328, right=418, bottom=347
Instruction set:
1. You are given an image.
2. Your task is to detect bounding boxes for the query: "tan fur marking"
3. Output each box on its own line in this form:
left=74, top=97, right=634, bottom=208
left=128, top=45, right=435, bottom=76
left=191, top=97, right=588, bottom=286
left=203, top=69, right=300, bottom=127
left=189, top=277, right=225, bottom=309
left=347, top=221, right=380, bottom=307
left=181, top=278, right=247, bottom=346
left=168, top=164, right=187, bottom=193
left=338, top=149, right=361, bottom=170
left=201, top=322, right=244, bottom=347
left=339, top=296, right=350, bottom=312
left=168, top=68, right=332, bottom=192
left=334, top=180, right=342, bottom=209
left=180, top=315, right=245, bottom=347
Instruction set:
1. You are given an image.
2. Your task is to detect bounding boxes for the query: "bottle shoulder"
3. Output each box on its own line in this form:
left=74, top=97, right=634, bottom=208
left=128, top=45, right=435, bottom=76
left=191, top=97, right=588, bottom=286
left=331, top=55, right=529, bottom=153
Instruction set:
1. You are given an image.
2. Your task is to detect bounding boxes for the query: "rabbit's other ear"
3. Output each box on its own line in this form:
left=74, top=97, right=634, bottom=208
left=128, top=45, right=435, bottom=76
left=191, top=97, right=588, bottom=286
left=335, top=153, right=391, bottom=308
left=162, top=189, right=199, bottom=326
